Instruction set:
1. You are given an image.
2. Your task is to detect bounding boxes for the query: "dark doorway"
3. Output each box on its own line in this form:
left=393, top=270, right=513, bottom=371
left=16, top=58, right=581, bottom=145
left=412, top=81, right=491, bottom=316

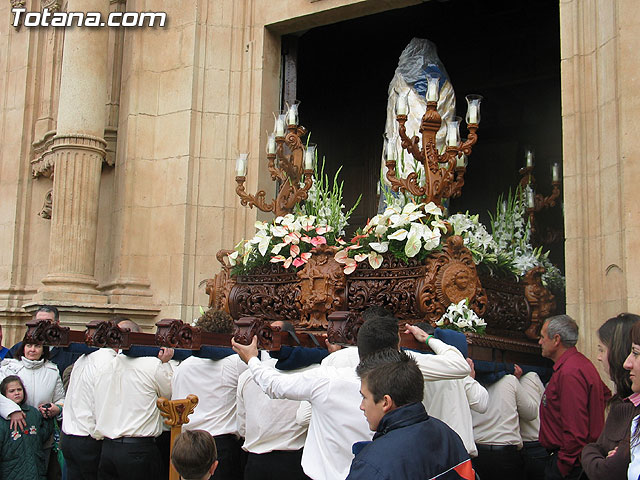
left=287, top=0, right=564, bottom=271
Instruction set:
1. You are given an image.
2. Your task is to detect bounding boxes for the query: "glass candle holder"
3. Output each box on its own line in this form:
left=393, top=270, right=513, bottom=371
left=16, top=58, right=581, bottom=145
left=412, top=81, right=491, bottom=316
left=465, top=94, right=483, bottom=125
left=395, top=89, right=410, bottom=116
left=426, top=73, right=440, bottom=102
left=286, top=102, right=300, bottom=126
left=525, top=147, right=535, bottom=168
left=235, top=153, right=248, bottom=177
left=275, top=114, right=286, bottom=137
left=446, top=116, right=461, bottom=147
left=266, top=133, right=276, bottom=154
left=304, top=144, right=316, bottom=170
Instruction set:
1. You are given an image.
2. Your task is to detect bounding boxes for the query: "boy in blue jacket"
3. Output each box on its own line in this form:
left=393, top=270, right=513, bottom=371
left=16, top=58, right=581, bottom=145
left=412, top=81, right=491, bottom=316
left=347, top=348, right=476, bottom=480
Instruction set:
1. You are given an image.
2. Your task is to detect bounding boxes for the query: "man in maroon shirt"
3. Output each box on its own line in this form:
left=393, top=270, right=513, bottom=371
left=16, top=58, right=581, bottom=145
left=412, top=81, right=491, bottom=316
left=538, top=315, right=611, bottom=480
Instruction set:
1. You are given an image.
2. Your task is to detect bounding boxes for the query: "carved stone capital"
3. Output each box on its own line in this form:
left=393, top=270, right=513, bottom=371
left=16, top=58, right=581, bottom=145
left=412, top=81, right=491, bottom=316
left=41, top=0, right=61, bottom=12
left=39, top=189, right=53, bottom=219
left=31, top=132, right=110, bottom=178
left=155, top=319, right=202, bottom=349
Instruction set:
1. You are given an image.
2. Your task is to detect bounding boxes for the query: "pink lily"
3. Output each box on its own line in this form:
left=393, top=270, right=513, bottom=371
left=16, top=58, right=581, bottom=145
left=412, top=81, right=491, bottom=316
left=311, top=236, right=327, bottom=247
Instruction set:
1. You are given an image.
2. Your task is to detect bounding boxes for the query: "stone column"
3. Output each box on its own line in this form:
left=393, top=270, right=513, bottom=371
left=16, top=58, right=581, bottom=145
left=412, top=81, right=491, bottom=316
left=36, top=0, right=109, bottom=303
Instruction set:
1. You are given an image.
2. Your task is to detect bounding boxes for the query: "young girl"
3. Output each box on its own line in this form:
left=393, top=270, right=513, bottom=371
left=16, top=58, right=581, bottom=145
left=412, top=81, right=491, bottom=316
left=0, top=375, right=53, bottom=480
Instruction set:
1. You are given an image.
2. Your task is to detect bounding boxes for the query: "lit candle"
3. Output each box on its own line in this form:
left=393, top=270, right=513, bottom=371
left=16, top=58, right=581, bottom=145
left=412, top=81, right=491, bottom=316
left=552, top=163, right=560, bottom=182
left=446, top=117, right=460, bottom=147
left=266, top=133, right=276, bottom=154
left=426, top=73, right=440, bottom=102
left=526, top=189, right=535, bottom=209
left=465, top=94, right=483, bottom=125
left=304, top=145, right=316, bottom=170
left=468, top=104, right=478, bottom=124
left=396, top=91, right=409, bottom=116
left=235, top=154, right=248, bottom=177
left=275, top=114, right=286, bottom=137
left=287, top=104, right=298, bottom=126
left=525, top=150, right=534, bottom=168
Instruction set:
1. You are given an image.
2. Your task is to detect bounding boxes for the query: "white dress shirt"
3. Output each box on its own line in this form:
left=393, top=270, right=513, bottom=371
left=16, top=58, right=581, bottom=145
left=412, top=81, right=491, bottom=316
left=171, top=354, right=247, bottom=436
left=1, top=357, right=65, bottom=409
left=423, top=375, right=489, bottom=457
left=320, top=340, right=472, bottom=380
left=62, top=348, right=117, bottom=438
left=247, top=355, right=372, bottom=480
left=237, top=358, right=312, bottom=454
left=471, top=374, right=539, bottom=447
left=92, top=354, right=173, bottom=439
left=518, top=371, right=544, bottom=442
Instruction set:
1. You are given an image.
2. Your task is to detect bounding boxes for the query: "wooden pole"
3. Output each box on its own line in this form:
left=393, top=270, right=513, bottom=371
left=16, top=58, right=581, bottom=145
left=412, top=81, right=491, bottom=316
left=157, top=395, right=199, bottom=480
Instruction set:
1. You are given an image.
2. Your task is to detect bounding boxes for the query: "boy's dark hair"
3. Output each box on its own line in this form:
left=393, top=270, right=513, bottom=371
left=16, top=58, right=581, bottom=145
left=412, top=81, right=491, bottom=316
left=196, top=309, right=234, bottom=334
left=357, top=315, right=400, bottom=359
left=0, top=375, right=27, bottom=405
left=35, top=305, right=59, bottom=321
left=17, top=333, right=50, bottom=361
left=171, top=430, right=217, bottom=480
left=361, top=305, right=392, bottom=322
left=356, top=348, right=423, bottom=406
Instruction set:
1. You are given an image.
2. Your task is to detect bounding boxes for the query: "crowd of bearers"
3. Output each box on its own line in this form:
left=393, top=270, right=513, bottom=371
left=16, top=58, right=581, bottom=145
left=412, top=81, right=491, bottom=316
left=10, top=307, right=640, bottom=480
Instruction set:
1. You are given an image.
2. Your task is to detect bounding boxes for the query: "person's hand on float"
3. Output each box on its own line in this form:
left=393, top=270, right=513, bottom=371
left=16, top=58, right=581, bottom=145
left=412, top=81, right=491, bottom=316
left=232, top=335, right=259, bottom=364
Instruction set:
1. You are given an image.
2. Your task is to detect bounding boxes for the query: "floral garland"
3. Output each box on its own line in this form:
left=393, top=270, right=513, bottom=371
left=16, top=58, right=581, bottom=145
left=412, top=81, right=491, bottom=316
left=436, top=298, right=487, bottom=334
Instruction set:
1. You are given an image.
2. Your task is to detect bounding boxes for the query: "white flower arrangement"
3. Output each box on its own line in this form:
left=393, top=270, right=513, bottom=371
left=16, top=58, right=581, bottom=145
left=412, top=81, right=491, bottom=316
left=435, top=298, right=487, bottom=334
left=334, top=202, right=447, bottom=274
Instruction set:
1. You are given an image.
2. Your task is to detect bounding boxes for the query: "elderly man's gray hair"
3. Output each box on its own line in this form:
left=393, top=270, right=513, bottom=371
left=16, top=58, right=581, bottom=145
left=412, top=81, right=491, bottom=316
left=545, top=314, right=579, bottom=347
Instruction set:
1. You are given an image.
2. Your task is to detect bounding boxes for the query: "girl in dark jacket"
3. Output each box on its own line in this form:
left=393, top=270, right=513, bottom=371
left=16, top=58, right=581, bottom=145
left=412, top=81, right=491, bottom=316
left=0, top=375, right=53, bottom=480
left=581, top=313, right=640, bottom=479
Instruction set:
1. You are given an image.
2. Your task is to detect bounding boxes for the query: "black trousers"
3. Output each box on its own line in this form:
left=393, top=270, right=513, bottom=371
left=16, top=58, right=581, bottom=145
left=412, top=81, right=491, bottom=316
left=212, top=434, right=244, bottom=480
left=544, top=453, right=583, bottom=480
left=98, top=437, right=162, bottom=480
left=244, top=449, right=309, bottom=480
left=60, top=433, right=102, bottom=480
left=472, top=445, right=524, bottom=480
left=521, top=441, right=548, bottom=480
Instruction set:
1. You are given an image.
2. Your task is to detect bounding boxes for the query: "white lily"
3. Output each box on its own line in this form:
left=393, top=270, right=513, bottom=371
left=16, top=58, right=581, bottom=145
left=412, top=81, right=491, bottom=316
left=369, top=241, right=389, bottom=253
left=368, top=252, right=383, bottom=269
left=423, top=202, right=443, bottom=216
left=387, top=229, right=408, bottom=241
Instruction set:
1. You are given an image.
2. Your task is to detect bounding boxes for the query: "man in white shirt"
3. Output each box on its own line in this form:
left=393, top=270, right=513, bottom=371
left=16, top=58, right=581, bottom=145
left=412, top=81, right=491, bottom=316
left=232, top=314, right=471, bottom=480
left=92, top=320, right=174, bottom=480
left=237, top=355, right=312, bottom=480
left=60, top=347, right=117, bottom=479
left=470, top=368, right=539, bottom=479
left=519, top=371, right=546, bottom=480
left=171, top=311, right=247, bottom=480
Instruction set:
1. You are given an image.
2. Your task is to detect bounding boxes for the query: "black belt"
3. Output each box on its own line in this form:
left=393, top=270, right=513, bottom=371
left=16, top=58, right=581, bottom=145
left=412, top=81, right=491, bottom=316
left=522, top=441, right=542, bottom=449
left=106, top=436, right=156, bottom=444
left=477, top=444, right=519, bottom=452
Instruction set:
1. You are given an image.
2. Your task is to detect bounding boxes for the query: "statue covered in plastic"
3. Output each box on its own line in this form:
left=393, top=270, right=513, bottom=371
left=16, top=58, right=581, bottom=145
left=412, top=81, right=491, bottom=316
left=379, top=38, right=456, bottom=211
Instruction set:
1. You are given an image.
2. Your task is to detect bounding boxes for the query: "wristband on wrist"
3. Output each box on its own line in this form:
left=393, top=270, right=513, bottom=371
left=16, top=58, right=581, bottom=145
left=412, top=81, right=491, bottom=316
left=425, top=334, right=434, bottom=345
